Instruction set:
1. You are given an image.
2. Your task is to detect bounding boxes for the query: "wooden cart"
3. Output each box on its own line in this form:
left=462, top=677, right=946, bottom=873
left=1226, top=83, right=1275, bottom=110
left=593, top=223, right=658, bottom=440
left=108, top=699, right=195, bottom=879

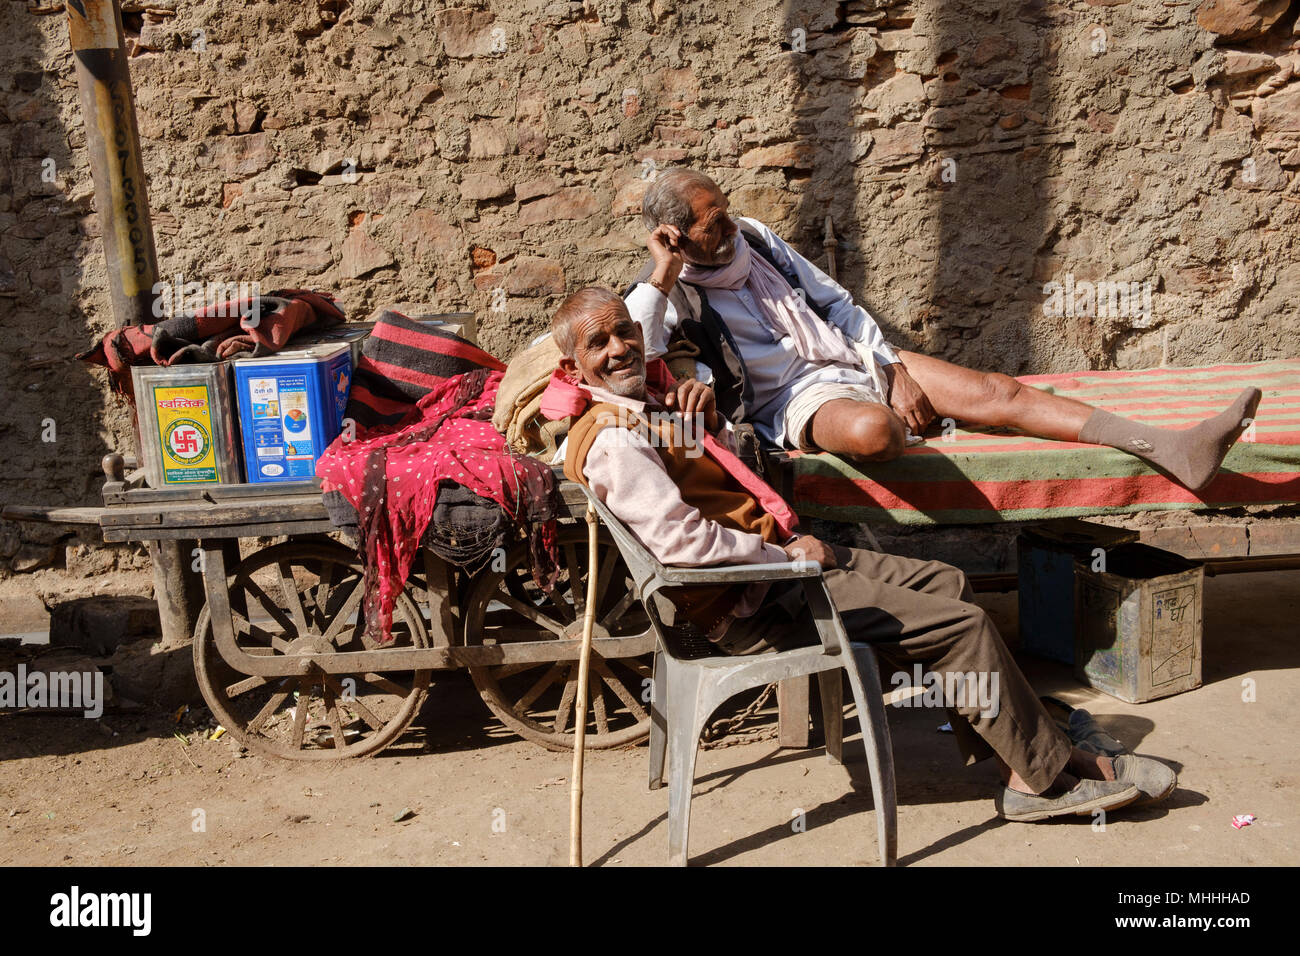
left=91, top=458, right=657, bottom=760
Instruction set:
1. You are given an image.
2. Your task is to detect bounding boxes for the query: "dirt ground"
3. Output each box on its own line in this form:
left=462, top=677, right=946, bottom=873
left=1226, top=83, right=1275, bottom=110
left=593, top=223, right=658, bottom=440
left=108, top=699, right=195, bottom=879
left=1, top=567, right=1295, bottom=867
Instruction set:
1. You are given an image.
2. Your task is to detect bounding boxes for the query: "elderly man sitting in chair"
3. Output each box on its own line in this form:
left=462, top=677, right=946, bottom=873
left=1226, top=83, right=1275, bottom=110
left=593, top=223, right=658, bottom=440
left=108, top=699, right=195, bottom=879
left=544, top=285, right=1176, bottom=823
left=627, top=168, right=1260, bottom=491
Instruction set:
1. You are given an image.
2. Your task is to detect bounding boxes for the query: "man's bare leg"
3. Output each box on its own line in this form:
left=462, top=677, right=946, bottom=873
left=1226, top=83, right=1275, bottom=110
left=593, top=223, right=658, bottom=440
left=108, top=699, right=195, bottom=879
left=898, top=349, right=1261, bottom=490
left=808, top=398, right=907, bottom=461
left=805, top=359, right=1088, bottom=462
left=896, top=349, right=1093, bottom=440
left=998, top=747, right=1120, bottom=795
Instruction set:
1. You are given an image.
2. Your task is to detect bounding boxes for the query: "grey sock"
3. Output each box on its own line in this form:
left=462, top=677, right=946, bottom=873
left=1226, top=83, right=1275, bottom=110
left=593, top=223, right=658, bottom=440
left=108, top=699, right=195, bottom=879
left=1078, top=387, right=1262, bottom=492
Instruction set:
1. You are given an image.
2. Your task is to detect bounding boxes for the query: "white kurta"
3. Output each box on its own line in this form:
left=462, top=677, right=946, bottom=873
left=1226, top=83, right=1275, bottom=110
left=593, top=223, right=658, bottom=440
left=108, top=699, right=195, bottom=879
left=626, top=217, right=900, bottom=447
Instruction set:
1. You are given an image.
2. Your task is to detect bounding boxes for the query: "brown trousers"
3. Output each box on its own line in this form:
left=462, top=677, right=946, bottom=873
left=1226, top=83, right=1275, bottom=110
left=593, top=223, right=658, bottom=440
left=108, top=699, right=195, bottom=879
left=719, top=544, right=1072, bottom=793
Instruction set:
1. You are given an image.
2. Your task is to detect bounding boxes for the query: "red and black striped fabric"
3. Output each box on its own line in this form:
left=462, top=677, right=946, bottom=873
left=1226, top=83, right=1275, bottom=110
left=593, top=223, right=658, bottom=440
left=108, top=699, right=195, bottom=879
left=76, top=288, right=344, bottom=403
left=345, top=310, right=505, bottom=429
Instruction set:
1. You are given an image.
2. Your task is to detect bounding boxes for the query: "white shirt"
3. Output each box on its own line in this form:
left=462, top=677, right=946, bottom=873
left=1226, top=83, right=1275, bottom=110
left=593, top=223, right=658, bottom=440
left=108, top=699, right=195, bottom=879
left=626, top=217, right=900, bottom=447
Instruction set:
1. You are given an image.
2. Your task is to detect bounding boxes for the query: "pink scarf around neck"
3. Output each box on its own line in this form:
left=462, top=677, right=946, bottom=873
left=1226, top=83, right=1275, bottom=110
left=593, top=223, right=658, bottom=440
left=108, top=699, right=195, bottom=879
left=539, top=361, right=799, bottom=539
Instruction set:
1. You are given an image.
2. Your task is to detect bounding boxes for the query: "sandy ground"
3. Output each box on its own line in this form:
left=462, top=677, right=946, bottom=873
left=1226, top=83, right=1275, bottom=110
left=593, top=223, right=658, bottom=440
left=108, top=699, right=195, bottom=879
left=0, top=568, right=1296, bottom=867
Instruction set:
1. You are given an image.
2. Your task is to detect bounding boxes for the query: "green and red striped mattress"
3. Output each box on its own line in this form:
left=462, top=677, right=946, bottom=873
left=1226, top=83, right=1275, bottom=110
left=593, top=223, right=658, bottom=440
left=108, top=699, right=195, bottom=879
left=790, top=359, right=1300, bottom=526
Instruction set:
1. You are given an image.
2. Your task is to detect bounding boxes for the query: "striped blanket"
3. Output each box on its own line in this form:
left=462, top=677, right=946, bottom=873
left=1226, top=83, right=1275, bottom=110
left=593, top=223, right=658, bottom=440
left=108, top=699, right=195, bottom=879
left=791, top=360, right=1300, bottom=526
left=345, top=310, right=505, bottom=429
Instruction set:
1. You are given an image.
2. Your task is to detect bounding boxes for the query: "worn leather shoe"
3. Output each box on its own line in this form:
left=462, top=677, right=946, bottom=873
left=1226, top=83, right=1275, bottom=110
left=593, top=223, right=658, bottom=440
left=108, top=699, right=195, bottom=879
left=1039, top=697, right=1127, bottom=756
left=996, top=778, right=1141, bottom=822
left=1068, top=709, right=1127, bottom=757
left=1111, top=753, right=1177, bottom=806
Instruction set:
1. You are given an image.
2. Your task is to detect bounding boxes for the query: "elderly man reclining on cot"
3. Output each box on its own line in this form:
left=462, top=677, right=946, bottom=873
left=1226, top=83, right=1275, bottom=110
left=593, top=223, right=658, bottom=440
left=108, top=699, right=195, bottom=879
left=545, top=286, right=1177, bottom=822
left=626, top=168, right=1261, bottom=491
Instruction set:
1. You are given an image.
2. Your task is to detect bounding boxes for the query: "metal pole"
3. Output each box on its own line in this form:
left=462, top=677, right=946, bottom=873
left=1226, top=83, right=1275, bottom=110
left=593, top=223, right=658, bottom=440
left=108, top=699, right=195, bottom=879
left=65, top=0, right=158, bottom=327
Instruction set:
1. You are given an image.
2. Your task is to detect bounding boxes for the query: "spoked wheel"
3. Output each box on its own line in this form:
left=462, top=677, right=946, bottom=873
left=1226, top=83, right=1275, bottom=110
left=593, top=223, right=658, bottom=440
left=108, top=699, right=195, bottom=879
left=463, top=524, right=654, bottom=751
left=193, top=540, right=431, bottom=760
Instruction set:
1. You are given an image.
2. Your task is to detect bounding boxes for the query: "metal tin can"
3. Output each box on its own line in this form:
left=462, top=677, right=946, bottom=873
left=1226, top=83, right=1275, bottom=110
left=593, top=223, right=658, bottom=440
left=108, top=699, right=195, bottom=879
left=288, top=323, right=372, bottom=369
left=132, top=363, right=242, bottom=488
left=233, top=342, right=352, bottom=484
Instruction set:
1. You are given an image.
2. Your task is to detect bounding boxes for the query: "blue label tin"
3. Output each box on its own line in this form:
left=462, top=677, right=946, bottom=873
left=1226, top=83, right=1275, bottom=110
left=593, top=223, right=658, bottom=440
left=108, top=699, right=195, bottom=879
left=233, top=342, right=351, bottom=483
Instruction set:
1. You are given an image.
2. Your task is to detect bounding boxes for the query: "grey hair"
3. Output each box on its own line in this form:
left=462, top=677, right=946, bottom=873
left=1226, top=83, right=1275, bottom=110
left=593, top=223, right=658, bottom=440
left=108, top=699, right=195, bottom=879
left=640, top=167, right=720, bottom=232
left=550, top=287, right=628, bottom=357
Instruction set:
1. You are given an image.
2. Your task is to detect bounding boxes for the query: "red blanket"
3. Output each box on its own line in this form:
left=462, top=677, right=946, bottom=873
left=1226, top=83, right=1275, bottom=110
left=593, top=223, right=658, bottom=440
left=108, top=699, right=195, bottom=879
left=317, top=369, right=559, bottom=644
left=76, top=289, right=343, bottom=401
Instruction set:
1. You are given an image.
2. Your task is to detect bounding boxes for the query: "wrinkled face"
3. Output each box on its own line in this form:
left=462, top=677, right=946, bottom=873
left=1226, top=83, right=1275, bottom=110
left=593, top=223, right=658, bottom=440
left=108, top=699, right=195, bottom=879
left=678, top=186, right=738, bottom=267
left=559, top=303, right=647, bottom=398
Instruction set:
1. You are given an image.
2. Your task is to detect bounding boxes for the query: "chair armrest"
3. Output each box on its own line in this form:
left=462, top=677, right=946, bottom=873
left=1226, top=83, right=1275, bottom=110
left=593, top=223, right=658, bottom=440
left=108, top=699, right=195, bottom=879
left=656, top=560, right=821, bottom=585
left=574, top=481, right=820, bottom=589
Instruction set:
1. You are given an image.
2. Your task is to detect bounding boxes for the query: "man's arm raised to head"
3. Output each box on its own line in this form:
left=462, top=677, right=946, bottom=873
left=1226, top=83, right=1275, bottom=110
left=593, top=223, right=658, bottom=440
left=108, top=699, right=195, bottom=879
left=582, top=426, right=787, bottom=568
left=737, top=216, right=901, bottom=372
left=625, top=220, right=693, bottom=361
left=625, top=282, right=675, bottom=361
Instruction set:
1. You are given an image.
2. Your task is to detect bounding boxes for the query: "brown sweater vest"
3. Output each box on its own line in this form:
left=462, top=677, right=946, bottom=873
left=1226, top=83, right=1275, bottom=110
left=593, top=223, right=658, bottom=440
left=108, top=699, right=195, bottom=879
left=564, top=401, right=780, bottom=635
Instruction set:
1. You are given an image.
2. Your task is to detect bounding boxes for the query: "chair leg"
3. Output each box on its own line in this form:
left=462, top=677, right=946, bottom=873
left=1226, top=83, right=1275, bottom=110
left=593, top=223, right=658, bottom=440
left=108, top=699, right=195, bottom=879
left=665, top=661, right=706, bottom=867
left=846, top=644, right=898, bottom=867
left=817, top=669, right=844, bottom=765
left=648, top=649, right=667, bottom=791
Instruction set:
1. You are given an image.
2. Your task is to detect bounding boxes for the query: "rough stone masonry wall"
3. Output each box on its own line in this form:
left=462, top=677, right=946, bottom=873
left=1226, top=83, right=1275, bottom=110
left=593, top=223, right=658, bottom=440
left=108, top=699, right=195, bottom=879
left=1, top=0, right=1299, bottom=573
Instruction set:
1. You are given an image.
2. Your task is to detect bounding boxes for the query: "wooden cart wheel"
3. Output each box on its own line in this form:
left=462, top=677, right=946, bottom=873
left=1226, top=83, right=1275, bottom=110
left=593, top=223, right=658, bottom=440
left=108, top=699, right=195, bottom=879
left=193, top=540, right=431, bottom=760
left=463, top=525, right=654, bottom=751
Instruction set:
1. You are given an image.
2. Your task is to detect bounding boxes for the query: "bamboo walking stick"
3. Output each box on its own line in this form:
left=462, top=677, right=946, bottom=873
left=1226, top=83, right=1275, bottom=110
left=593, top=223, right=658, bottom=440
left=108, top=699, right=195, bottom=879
left=569, top=501, right=600, bottom=866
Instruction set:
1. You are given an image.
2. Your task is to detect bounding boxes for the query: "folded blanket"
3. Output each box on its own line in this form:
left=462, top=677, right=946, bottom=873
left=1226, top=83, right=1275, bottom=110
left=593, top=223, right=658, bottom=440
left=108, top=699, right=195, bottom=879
left=345, top=310, right=505, bottom=429
left=491, top=334, right=569, bottom=457
left=76, top=289, right=344, bottom=402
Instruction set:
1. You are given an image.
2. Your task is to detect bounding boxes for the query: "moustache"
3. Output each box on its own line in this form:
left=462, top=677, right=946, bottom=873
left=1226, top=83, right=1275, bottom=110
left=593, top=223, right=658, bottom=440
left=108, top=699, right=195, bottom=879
left=604, top=354, right=643, bottom=374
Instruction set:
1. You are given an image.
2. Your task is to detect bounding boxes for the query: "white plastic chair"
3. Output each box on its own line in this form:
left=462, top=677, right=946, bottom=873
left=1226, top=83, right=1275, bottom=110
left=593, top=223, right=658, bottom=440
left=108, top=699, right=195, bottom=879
left=579, top=486, right=898, bottom=866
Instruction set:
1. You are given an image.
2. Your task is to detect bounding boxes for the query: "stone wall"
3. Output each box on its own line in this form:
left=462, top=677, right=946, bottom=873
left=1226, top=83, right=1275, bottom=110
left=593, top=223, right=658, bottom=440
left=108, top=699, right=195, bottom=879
left=2, top=0, right=1299, bottom=572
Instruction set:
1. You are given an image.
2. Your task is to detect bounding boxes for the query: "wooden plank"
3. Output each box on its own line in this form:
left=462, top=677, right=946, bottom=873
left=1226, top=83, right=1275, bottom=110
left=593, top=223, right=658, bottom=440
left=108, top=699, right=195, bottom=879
left=203, top=633, right=657, bottom=677
left=777, top=675, right=812, bottom=749
left=1205, top=555, right=1300, bottom=575
left=1140, top=525, right=1248, bottom=560
left=103, top=479, right=321, bottom=506
left=1244, top=520, right=1300, bottom=556
left=423, top=549, right=457, bottom=649
left=102, top=520, right=337, bottom=543
left=1, top=505, right=106, bottom=525
left=100, top=496, right=329, bottom=528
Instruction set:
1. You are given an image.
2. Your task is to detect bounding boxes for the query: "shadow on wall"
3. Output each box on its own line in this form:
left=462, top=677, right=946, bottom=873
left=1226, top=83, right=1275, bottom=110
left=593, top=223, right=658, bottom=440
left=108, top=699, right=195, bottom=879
left=774, top=0, right=1300, bottom=380
left=0, top=6, right=120, bottom=572
left=774, top=0, right=1055, bottom=378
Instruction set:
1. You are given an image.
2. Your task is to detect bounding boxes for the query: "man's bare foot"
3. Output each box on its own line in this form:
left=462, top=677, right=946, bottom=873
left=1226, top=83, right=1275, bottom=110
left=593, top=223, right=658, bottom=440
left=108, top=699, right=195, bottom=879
left=1000, top=746, right=1119, bottom=796
left=995, top=756, right=1141, bottom=819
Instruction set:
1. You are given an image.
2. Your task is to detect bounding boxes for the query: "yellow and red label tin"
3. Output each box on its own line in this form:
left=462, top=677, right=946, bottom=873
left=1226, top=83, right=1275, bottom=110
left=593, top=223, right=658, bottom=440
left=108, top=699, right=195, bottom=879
left=153, top=385, right=218, bottom=482
left=131, top=363, right=242, bottom=488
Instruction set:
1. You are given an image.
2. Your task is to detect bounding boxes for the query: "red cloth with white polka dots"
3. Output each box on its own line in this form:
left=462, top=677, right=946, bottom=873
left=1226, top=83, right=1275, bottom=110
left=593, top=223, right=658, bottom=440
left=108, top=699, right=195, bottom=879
left=317, top=368, right=559, bottom=644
